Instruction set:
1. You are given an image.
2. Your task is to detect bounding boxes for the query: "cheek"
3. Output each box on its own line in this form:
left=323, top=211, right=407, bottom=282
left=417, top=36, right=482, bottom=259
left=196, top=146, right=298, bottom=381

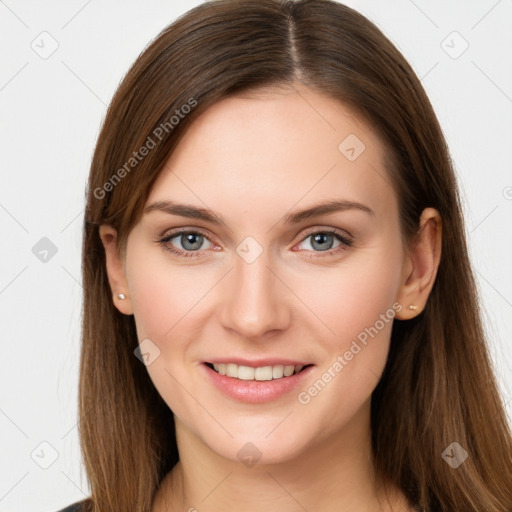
left=290, top=243, right=402, bottom=412
left=289, top=242, right=403, bottom=349
left=126, top=248, right=212, bottom=342
left=125, top=250, right=208, bottom=417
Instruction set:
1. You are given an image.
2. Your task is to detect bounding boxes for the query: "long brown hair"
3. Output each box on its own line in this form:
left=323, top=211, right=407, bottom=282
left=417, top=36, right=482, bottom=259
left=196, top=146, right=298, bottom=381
left=78, top=1, right=512, bottom=510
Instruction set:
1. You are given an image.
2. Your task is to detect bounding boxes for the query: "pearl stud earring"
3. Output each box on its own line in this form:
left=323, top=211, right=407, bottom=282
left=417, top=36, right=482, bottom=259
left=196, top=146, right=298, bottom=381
left=408, top=304, right=418, bottom=310
left=118, top=293, right=126, bottom=300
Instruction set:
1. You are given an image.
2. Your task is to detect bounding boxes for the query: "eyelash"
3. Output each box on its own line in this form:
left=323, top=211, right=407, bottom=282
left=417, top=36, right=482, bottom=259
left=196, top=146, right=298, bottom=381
left=157, top=228, right=353, bottom=259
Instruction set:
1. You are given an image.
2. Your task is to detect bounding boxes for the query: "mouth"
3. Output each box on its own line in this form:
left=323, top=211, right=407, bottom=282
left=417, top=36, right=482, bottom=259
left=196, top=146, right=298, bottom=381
left=201, top=360, right=315, bottom=403
left=204, top=362, right=314, bottom=381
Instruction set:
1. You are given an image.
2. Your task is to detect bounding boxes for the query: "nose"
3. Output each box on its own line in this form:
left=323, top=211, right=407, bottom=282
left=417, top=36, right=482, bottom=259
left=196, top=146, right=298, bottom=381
left=218, top=250, right=291, bottom=340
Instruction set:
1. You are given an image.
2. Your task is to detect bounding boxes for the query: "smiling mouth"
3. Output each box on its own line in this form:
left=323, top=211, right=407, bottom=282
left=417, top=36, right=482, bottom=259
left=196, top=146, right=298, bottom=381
left=204, top=362, right=313, bottom=381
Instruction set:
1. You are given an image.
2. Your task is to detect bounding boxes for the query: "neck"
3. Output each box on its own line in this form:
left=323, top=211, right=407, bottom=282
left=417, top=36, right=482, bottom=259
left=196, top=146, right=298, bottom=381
left=153, top=399, right=408, bottom=512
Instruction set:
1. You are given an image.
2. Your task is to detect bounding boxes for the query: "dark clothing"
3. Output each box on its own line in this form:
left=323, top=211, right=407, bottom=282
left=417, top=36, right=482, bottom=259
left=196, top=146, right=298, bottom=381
left=56, top=499, right=90, bottom=512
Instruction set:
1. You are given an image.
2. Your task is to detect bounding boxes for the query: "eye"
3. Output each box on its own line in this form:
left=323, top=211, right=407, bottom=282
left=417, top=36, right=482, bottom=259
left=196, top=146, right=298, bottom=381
left=157, top=227, right=353, bottom=259
left=295, top=229, right=353, bottom=257
left=158, top=229, right=216, bottom=258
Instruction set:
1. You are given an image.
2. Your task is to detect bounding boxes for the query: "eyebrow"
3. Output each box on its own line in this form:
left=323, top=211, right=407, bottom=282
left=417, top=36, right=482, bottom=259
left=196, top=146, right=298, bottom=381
left=144, top=199, right=375, bottom=226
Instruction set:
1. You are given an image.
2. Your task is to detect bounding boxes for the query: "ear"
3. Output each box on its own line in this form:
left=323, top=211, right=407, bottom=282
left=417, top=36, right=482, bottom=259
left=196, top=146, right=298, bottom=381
left=99, top=224, right=133, bottom=315
left=394, top=207, right=442, bottom=320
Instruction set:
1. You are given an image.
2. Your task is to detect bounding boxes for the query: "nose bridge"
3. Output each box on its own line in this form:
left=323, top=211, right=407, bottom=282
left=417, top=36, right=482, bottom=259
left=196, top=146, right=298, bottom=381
left=219, top=247, right=290, bottom=338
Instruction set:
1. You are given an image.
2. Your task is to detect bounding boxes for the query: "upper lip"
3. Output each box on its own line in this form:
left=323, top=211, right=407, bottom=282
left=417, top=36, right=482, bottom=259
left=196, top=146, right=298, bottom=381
left=204, top=358, right=312, bottom=367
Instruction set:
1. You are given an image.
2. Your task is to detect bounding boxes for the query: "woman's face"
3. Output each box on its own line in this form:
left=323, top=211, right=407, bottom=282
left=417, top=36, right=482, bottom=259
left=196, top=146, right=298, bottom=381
left=120, top=85, right=411, bottom=464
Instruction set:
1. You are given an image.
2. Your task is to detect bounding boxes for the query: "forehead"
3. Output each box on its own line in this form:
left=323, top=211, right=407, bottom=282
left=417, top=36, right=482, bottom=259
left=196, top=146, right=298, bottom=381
left=147, top=86, right=397, bottom=225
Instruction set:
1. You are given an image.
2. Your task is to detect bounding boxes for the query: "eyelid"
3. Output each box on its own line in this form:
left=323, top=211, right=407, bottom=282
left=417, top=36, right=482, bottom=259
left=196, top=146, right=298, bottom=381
left=296, top=225, right=354, bottom=243
left=159, top=226, right=213, bottom=240
left=292, top=227, right=354, bottom=256
left=159, top=227, right=219, bottom=251
left=159, top=225, right=353, bottom=242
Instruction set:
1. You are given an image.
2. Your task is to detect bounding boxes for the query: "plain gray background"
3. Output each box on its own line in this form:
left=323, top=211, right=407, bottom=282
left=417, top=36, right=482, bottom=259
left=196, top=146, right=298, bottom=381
left=1, top=1, right=511, bottom=510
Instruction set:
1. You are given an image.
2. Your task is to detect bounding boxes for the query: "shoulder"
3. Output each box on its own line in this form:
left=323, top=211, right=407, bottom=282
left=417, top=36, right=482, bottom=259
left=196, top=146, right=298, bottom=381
left=55, top=498, right=92, bottom=512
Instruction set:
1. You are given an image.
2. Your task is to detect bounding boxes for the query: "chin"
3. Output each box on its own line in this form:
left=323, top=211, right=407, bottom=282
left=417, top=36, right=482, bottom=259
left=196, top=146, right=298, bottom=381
left=202, top=427, right=315, bottom=467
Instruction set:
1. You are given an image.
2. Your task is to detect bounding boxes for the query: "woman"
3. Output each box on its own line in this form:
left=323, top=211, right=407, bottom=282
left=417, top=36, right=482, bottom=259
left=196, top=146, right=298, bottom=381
left=59, top=0, right=512, bottom=511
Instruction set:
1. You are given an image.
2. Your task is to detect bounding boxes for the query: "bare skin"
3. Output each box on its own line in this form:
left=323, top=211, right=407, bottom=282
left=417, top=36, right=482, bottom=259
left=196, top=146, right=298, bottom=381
left=100, top=83, right=441, bottom=512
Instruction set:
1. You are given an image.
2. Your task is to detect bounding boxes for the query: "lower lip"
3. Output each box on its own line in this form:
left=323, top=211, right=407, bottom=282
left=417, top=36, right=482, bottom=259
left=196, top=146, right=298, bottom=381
left=201, top=363, right=314, bottom=403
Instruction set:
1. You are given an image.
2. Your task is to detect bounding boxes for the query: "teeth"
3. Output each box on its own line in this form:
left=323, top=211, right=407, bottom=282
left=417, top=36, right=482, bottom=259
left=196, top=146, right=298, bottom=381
left=283, top=365, right=294, bottom=377
left=211, top=363, right=306, bottom=381
left=272, top=365, right=284, bottom=378
left=254, top=366, right=272, bottom=381
left=239, top=365, right=255, bottom=380
left=226, top=363, right=238, bottom=378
